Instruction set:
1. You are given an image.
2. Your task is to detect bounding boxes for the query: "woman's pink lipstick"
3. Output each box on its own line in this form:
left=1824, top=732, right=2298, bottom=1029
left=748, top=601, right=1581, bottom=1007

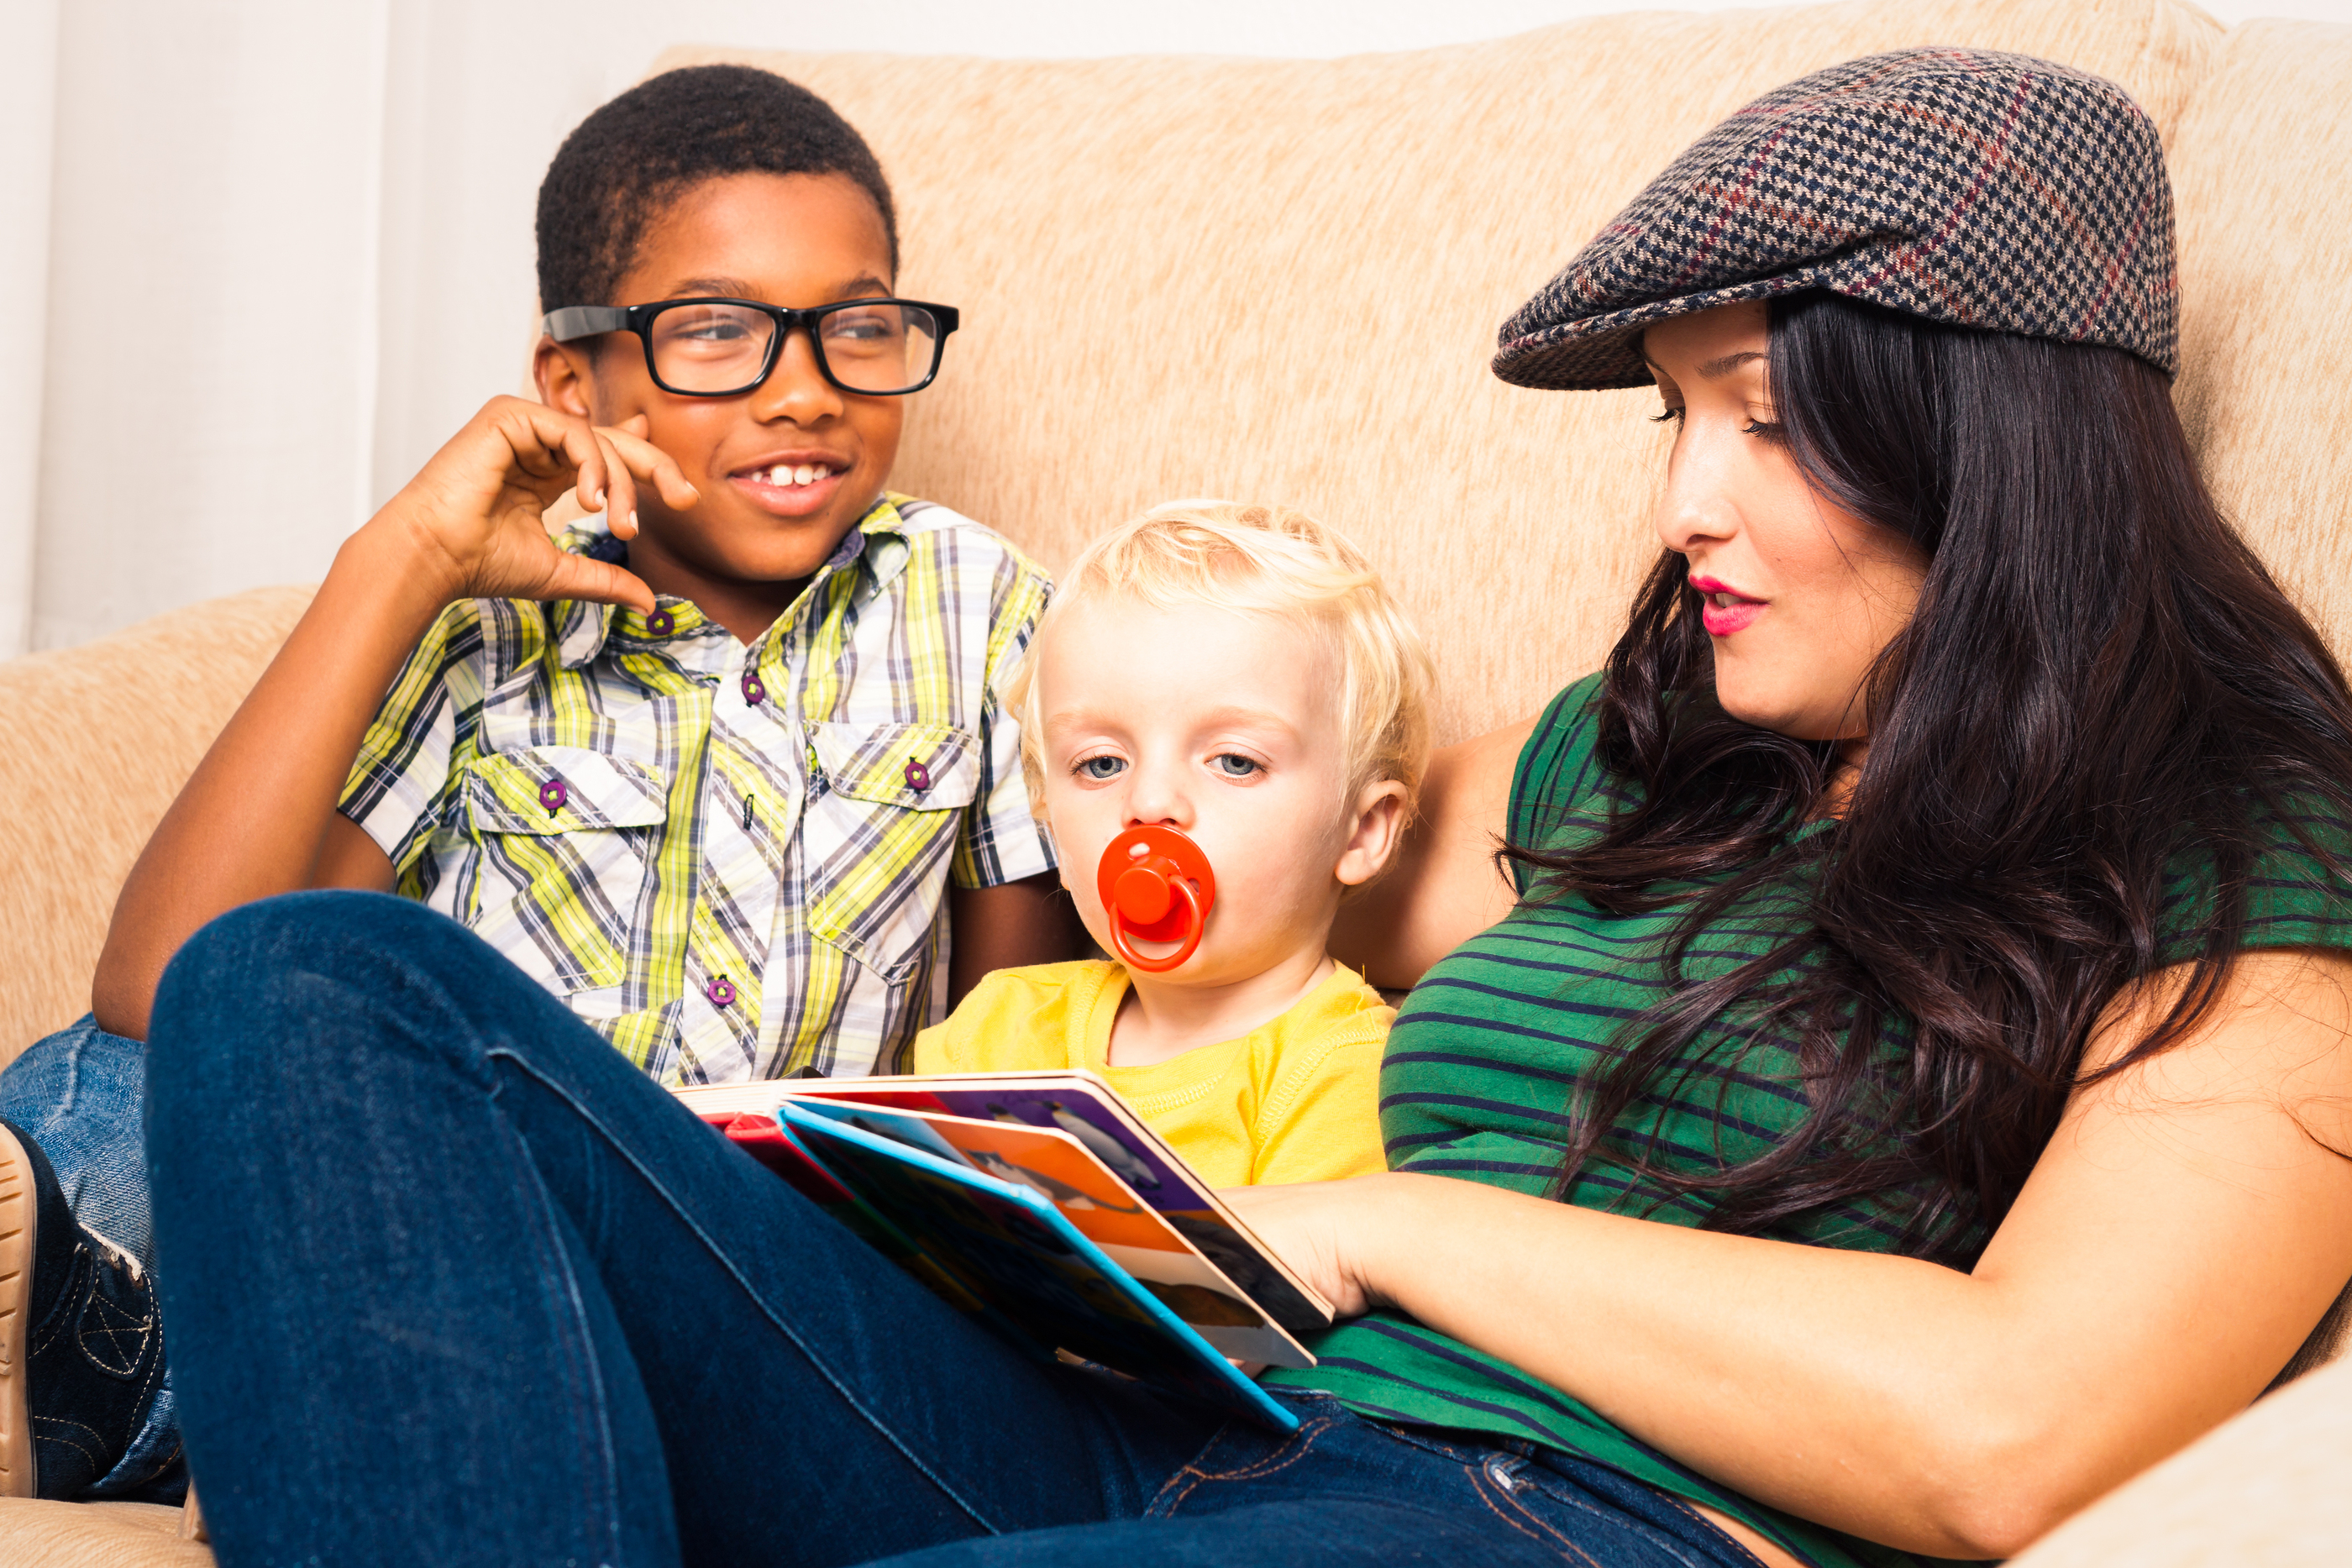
left=1690, top=575, right=1766, bottom=637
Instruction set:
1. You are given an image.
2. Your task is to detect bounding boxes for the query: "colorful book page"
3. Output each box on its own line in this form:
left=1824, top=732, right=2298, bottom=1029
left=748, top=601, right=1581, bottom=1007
left=787, top=1099, right=1313, bottom=1367
left=782, top=1075, right=1334, bottom=1336
left=779, top=1106, right=1297, bottom=1431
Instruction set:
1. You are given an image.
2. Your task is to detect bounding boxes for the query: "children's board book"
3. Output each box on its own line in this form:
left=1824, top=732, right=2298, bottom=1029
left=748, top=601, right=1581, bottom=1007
left=670, top=1071, right=1336, bottom=1430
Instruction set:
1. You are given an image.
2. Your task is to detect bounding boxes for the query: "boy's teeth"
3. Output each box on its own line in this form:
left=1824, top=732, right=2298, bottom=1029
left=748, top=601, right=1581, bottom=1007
left=757, top=463, right=831, bottom=486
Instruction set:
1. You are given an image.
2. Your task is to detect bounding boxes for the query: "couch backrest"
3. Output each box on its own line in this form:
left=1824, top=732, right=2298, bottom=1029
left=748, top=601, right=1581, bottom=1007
left=13, top=0, right=2352, bottom=1060
left=2171, top=18, right=2352, bottom=655
left=0, top=586, right=312, bottom=1056
left=664, top=0, right=2226, bottom=747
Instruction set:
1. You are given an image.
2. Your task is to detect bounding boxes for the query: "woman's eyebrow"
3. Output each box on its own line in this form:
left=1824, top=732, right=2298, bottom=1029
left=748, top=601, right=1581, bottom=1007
left=1637, top=349, right=1765, bottom=380
left=1698, top=349, right=1766, bottom=378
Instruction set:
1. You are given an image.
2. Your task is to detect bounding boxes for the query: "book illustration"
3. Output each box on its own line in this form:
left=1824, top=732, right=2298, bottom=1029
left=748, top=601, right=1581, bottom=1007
left=779, top=1107, right=1296, bottom=1430
left=773, top=1073, right=1335, bottom=1336
left=784, top=1099, right=1313, bottom=1367
left=675, top=1068, right=1340, bottom=1427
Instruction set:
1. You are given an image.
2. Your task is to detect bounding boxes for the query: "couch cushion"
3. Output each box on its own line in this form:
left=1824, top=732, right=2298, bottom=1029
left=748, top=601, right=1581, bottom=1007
left=0, top=585, right=312, bottom=1060
left=2008, top=1347, right=2352, bottom=1566
left=0, top=1498, right=210, bottom=1567
left=663, top=0, right=2218, bottom=747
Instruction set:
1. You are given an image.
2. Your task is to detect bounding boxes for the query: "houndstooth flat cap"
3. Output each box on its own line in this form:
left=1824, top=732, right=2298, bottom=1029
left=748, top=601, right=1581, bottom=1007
left=1493, top=48, right=2179, bottom=390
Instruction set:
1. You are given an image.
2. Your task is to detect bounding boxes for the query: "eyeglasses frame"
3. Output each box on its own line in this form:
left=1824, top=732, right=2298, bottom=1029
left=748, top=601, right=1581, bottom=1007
left=539, top=296, right=961, bottom=398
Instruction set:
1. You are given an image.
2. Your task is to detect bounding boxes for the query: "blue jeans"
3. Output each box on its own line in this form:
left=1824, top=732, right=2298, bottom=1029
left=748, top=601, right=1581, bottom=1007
left=0, top=1015, right=182, bottom=1495
left=146, top=892, right=1767, bottom=1568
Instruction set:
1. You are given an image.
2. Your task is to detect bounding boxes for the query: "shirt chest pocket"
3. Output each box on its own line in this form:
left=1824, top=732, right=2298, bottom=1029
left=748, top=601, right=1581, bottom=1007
left=459, top=747, right=669, bottom=993
left=802, top=721, right=980, bottom=981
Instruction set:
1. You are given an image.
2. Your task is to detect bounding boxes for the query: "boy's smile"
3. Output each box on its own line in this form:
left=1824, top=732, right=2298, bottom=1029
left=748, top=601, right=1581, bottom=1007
left=534, top=170, right=908, bottom=642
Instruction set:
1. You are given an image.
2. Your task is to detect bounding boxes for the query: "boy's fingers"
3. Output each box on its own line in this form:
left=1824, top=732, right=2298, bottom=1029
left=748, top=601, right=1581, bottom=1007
left=596, top=425, right=701, bottom=511
left=500, top=401, right=611, bottom=511
left=560, top=417, right=611, bottom=515
left=542, top=553, right=656, bottom=616
left=592, top=430, right=639, bottom=532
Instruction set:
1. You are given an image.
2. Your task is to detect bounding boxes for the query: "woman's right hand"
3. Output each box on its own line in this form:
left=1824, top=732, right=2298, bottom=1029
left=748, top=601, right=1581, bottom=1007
left=370, top=396, right=700, bottom=614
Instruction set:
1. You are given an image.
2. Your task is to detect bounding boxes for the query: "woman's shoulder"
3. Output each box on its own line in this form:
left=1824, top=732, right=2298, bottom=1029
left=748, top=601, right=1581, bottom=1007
left=1506, top=671, right=1618, bottom=853
left=2176, top=789, right=2352, bottom=960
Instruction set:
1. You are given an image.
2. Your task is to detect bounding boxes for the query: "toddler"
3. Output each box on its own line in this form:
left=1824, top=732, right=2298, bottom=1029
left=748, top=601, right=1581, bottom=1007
left=916, top=502, right=1433, bottom=1185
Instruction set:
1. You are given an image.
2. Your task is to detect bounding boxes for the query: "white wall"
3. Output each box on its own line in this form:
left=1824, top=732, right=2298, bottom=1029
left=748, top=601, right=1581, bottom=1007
left=8, top=0, right=2349, bottom=654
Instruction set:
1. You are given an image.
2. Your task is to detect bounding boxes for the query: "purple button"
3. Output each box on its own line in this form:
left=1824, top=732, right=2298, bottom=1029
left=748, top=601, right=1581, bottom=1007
left=706, top=975, right=737, bottom=1007
left=905, top=758, right=931, bottom=794
left=742, top=671, right=768, bottom=705
left=646, top=610, right=674, bottom=637
left=538, top=778, right=568, bottom=815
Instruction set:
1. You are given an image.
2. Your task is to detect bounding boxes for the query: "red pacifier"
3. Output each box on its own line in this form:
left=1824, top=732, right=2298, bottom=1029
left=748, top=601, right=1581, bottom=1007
left=1095, top=825, right=1218, bottom=973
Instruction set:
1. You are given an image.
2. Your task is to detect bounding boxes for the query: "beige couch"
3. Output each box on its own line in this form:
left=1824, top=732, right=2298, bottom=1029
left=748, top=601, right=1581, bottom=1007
left=4, top=0, right=2348, bottom=1560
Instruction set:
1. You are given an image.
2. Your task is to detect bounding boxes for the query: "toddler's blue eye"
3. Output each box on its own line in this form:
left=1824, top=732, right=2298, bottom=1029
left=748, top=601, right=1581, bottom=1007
left=1211, top=754, right=1260, bottom=779
left=1077, top=755, right=1125, bottom=781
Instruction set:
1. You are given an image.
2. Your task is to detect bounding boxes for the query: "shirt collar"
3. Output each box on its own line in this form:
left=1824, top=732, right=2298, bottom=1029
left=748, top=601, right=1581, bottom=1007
left=548, top=494, right=912, bottom=670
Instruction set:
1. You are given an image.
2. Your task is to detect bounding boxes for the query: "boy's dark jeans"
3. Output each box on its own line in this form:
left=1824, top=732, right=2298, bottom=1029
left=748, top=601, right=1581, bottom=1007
left=147, top=891, right=1767, bottom=1568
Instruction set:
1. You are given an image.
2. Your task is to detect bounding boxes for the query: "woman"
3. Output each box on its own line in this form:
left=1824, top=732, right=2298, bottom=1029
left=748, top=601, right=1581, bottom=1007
left=115, top=47, right=2352, bottom=1568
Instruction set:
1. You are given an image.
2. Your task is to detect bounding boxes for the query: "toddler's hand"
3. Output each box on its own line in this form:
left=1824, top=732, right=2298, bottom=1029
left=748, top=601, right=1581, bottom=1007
left=371, top=397, right=700, bottom=613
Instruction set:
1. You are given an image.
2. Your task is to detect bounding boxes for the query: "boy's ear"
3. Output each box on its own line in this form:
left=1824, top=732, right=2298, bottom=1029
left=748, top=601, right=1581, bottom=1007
left=533, top=336, right=596, bottom=418
left=1334, top=779, right=1411, bottom=889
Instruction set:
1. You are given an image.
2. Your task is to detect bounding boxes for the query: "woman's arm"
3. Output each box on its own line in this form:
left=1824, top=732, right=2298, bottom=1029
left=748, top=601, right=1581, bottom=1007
left=1328, top=716, right=1532, bottom=989
left=92, top=399, right=692, bottom=1040
left=1227, top=949, right=2352, bottom=1560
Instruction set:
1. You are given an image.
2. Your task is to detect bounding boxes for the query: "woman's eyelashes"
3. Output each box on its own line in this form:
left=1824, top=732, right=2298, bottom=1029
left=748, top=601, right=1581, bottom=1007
left=1649, top=405, right=1781, bottom=439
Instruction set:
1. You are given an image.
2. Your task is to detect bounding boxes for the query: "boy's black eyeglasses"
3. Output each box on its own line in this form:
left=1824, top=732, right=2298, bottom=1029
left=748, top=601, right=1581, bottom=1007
left=541, top=296, right=959, bottom=397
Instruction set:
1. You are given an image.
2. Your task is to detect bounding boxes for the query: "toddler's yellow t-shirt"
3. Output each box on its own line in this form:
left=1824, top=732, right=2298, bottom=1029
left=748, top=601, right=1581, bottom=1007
left=910, top=960, right=1389, bottom=1186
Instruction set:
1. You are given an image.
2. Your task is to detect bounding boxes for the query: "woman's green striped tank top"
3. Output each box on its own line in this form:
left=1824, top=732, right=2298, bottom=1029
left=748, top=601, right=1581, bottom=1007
left=1266, top=672, right=2352, bottom=1568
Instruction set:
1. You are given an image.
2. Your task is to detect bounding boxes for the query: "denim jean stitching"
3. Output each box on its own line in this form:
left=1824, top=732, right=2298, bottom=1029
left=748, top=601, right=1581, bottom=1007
left=118, top=1436, right=184, bottom=1493
left=1142, top=1419, right=1246, bottom=1517
left=84, top=1298, right=170, bottom=1492
left=1655, top=1492, right=1777, bottom=1568
left=76, top=1282, right=152, bottom=1377
left=1365, top=1419, right=1494, bottom=1467
left=1145, top=1467, right=1206, bottom=1518
left=486, top=1047, right=1006, bottom=1534
left=31, top=1414, right=107, bottom=1471
left=1183, top=1414, right=1337, bottom=1483
left=1516, top=1466, right=1761, bottom=1568
left=1145, top=1413, right=1338, bottom=1520
left=1473, top=1464, right=1608, bottom=1568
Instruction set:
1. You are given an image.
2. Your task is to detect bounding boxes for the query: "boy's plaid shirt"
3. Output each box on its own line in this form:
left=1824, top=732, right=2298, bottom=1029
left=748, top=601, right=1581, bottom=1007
left=339, top=494, right=1055, bottom=1083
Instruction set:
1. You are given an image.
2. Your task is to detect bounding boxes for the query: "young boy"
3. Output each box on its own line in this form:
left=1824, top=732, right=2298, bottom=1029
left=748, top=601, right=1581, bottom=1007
left=0, top=65, right=1068, bottom=1502
left=915, top=501, right=1433, bottom=1185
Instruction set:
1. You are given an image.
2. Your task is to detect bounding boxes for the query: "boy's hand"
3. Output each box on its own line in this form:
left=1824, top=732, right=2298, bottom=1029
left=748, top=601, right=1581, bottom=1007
left=372, top=396, right=700, bottom=613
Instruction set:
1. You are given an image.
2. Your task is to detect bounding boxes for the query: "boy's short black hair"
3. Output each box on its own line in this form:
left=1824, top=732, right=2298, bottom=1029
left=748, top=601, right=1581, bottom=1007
left=536, top=64, right=898, bottom=311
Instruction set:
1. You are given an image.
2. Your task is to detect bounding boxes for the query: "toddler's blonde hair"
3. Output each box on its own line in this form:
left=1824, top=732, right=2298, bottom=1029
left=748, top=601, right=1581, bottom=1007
left=1012, top=501, right=1435, bottom=820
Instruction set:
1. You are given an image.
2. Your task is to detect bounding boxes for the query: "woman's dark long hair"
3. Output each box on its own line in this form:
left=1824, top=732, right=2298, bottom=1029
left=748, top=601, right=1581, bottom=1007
left=1519, top=291, right=2352, bottom=1266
